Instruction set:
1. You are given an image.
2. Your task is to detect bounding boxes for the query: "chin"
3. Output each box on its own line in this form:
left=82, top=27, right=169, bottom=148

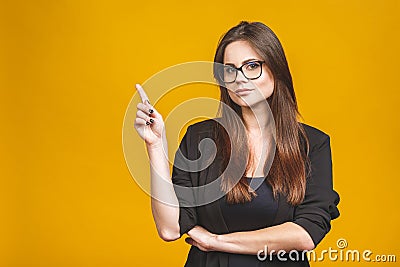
left=231, top=97, right=268, bottom=108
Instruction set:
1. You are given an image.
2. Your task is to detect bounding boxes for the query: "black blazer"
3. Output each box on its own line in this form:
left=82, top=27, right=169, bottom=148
left=171, top=118, right=340, bottom=267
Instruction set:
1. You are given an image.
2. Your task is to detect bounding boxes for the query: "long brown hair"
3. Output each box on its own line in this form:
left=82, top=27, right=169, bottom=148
left=213, top=21, right=310, bottom=206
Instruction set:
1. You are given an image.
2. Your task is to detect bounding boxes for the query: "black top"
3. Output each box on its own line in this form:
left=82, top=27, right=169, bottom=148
left=220, top=177, right=278, bottom=267
left=171, top=119, right=341, bottom=267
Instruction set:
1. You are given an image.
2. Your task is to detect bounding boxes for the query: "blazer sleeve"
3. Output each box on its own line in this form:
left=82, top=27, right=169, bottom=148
left=293, top=133, right=340, bottom=247
left=171, top=126, right=198, bottom=237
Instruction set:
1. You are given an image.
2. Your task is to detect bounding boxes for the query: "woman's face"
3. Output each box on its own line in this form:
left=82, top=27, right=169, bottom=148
left=223, top=40, right=274, bottom=107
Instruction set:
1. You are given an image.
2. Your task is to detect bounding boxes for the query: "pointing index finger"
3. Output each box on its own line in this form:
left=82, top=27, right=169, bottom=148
left=135, top=84, right=150, bottom=104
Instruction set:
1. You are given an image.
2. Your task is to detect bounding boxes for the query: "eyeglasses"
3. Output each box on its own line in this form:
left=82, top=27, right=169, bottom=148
left=217, top=60, right=265, bottom=83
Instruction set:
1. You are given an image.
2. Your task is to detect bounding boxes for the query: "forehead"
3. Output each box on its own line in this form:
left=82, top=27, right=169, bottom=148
left=223, top=40, right=262, bottom=64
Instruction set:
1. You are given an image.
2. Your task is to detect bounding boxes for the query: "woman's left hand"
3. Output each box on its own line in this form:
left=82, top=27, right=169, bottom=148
left=185, top=226, right=218, bottom=252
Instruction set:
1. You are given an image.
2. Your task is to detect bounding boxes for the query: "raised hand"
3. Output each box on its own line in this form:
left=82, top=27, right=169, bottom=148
left=134, top=84, right=165, bottom=147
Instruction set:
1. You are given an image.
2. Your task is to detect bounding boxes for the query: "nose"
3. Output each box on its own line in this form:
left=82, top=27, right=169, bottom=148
left=235, top=70, right=249, bottom=83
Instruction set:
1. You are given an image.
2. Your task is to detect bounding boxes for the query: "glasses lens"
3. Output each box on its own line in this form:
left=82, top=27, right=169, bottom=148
left=243, top=62, right=262, bottom=79
left=223, top=66, right=236, bottom=83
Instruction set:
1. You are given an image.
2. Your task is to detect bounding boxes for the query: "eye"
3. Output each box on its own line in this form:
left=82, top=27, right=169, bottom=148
left=224, top=66, right=236, bottom=74
left=245, top=62, right=261, bottom=71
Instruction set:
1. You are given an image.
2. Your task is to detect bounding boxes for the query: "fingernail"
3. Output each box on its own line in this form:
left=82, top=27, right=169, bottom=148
left=150, top=118, right=154, bottom=123
left=146, top=121, right=150, bottom=125
left=149, top=109, right=154, bottom=114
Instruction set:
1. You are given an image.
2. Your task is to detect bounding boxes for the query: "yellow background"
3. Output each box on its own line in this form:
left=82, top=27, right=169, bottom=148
left=1, top=0, right=399, bottom=266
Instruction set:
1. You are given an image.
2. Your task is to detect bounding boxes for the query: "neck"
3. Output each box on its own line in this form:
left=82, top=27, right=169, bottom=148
left=241, top=103, right=272, bottom=132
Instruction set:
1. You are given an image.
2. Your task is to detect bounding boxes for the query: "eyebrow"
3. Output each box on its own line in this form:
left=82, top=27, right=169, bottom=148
left=224, top=58, right=261, bottom=67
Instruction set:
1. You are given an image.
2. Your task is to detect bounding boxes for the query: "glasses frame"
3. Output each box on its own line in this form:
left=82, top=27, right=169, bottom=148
left=220, top=60, right=266, bottom=84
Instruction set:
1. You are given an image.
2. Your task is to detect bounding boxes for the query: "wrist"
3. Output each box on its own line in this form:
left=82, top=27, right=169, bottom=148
left=146, top=140, right=164, bottom=150
left=211, top=234, right=222, bottom=251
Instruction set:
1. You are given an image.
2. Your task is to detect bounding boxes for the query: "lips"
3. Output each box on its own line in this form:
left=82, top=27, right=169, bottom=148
left=235, top=88, right=254, bottom=95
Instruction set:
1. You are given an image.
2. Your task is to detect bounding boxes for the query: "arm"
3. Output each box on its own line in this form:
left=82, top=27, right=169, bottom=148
left=186, top=223, right=313, bottom=254
left=216, top=222, right=314, bottom=253
left=134, top=84, right=180, bottom=241
left=148, top=141, right=180, bottom=241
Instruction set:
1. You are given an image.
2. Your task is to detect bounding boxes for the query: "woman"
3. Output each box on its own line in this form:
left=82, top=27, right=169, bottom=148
left=134, top=21, right=340, bottom=266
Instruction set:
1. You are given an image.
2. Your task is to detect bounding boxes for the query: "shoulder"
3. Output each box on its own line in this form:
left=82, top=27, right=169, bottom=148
left=178, top=118, right=220, bottom=157
left=186, top=118, right=220, bottom=136
left=299, top=122, right=331, bottom=152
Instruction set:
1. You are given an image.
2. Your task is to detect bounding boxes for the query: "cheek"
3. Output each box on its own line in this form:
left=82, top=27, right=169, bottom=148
left=254, top=78, right=274, bottom=98
left=227, top=90, right=245, bottom=105
left=264, top=81, right=275, bottom=96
